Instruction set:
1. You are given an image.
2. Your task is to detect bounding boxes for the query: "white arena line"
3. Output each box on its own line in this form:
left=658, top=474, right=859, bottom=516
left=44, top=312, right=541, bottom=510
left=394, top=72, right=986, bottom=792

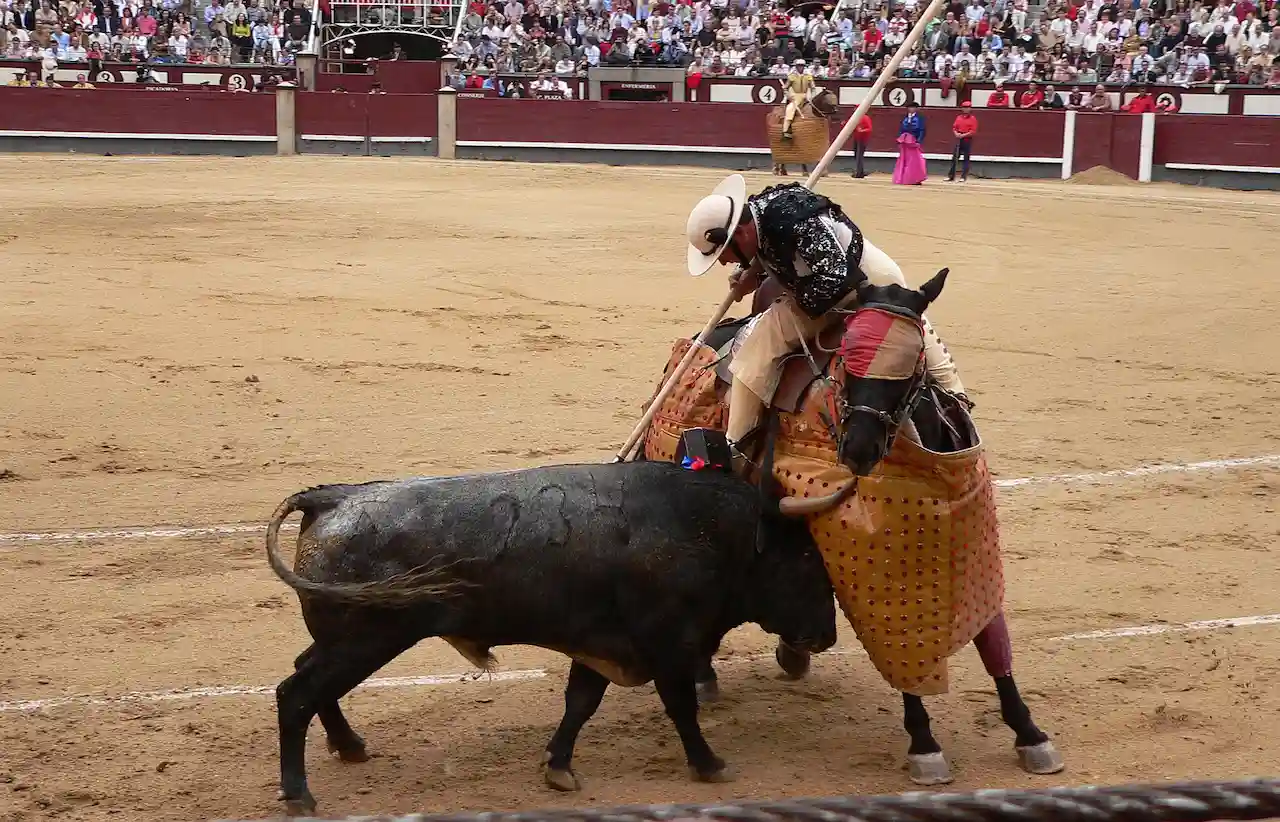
left=5, top=615, right=1280, bottom=715
left=1049, top=613, right=1280, bottom=642
left=2, top=453, right=1278, bottom=546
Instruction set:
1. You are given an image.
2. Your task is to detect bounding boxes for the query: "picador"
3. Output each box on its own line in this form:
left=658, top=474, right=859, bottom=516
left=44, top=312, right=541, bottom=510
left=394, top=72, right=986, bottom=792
left=683, top=173, right=971, bottom=470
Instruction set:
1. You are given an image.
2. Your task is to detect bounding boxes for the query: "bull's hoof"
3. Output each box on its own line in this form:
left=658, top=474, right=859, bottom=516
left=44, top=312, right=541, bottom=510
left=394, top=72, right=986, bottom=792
left=327, top=737, right=370, bottom=763
left=541, top=751, right=582, bottom=792
left=690, top=759, right=736, bottom=784
left=775, top=643, right=811, bottom=680
left=695, top=678, right=721, bottom=704
left=907, top=752, right=953, bottom=785
left=1017, top=740, right=1065, bottom=775
left=278, top=790, right=317, bottom=817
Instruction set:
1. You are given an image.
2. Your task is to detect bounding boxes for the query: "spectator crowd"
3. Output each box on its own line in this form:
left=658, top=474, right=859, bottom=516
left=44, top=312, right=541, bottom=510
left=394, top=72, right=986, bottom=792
left=449, top=0, right=1280, bottom=88
left=0, top=0, right=316, bottom=76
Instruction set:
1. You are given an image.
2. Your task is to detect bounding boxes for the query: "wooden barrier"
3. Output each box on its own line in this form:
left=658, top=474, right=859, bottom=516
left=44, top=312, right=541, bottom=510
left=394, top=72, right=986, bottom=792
left=0, top=87, right=1276, bottom=186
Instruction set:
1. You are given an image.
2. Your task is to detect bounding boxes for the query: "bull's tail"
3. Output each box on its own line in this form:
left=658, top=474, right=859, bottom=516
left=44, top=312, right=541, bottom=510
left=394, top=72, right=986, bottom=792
left=265, top=487, right=467, bottom=608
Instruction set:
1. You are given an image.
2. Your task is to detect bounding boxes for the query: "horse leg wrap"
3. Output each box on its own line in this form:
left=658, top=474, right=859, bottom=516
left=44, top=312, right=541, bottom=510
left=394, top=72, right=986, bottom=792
left=973, top=611, right=1013, bottom=678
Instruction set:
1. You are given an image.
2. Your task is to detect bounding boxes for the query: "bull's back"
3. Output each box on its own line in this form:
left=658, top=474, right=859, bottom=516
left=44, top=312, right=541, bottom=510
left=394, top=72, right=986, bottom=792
left=296, top=462, right=762, bottom=644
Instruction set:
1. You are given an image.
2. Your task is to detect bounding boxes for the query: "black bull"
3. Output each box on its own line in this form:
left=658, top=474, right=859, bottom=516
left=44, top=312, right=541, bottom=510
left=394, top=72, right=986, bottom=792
left=264, top=460, right=837, bottom=816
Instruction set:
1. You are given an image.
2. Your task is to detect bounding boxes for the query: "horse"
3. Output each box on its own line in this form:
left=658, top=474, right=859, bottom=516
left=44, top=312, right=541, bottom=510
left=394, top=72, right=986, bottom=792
left=765, top=86, right=839, bottom=177
left=640, top=270, right=1065, bottom=786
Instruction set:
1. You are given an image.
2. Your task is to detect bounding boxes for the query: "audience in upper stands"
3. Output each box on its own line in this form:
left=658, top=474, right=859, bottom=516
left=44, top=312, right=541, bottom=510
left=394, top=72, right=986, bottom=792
left=1, top=0, right=1275, bottom=92
left=0, top=0, right=312, bottom=75
left=448, top=0, right=1280, bottom=89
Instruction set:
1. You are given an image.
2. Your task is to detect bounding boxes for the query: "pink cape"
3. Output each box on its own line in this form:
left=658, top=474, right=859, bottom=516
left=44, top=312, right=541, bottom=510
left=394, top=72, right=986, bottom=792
left=892, top=133, right=928, bottom=185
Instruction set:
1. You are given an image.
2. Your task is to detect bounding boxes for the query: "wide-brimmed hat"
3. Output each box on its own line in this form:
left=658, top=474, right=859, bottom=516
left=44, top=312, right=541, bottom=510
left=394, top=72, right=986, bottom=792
left=685, top=173, right=747, bottom=278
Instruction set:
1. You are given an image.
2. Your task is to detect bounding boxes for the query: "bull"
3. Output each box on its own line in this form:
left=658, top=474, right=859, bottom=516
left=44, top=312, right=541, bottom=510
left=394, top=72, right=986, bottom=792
left=264, top=460, right=837, bottom=816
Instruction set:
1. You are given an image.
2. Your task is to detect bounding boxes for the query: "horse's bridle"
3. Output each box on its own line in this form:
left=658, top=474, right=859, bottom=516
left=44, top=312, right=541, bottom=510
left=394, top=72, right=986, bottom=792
left=835, top=303, right=930, bottom=466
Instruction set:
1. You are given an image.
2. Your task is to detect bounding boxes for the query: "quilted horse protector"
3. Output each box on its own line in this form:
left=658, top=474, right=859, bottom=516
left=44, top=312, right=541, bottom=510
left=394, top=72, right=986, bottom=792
left=764, top=89, right=837, bottom=167
left=642, top=328, right=1003, bottom=697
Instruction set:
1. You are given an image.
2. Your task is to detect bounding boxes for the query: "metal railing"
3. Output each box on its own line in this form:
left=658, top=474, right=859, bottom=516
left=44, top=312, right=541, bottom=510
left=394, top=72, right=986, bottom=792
left=220, top=779, right=1280, bottom=822
left=305, top=0, right=322, bottom=55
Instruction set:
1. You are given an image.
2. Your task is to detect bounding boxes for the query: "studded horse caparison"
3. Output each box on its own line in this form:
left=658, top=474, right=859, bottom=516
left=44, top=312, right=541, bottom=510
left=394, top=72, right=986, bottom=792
left=644, top=269, right=1064, bottom=785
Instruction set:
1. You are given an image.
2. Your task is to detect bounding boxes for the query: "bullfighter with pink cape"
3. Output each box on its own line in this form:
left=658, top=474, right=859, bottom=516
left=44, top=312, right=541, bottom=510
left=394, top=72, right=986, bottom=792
left=893, top=103, right=928, bottom=186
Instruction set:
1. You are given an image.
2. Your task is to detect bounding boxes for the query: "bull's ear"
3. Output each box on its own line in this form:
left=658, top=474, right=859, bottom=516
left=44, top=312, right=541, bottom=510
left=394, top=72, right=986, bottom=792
left=919, top=267, right=949, bottom=305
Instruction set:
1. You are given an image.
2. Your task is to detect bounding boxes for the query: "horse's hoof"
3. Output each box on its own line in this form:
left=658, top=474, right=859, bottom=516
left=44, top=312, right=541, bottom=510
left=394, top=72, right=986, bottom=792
left=542, top=751, right=583, bottom=791
left=543, top=765, right=582, bottom=791
left=695, top=677, right=721, bottom=704
left=775, top=643, right=811, bottom=679
left=278, top=791, right=317, bottom=817
left=690, top=760, right=737, bottom=783
left=326, top=737, right=370, bottom=763
left=1017, top=740, right=1065, bottom=775
left=908, top=752, right=954, bottom=785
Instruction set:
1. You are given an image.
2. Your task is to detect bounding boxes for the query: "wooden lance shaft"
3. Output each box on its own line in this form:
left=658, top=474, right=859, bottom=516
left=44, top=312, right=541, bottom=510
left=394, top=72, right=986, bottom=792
left=614, top=0, right=947, bottom=462
left=805, top=0, right=947, bottom=188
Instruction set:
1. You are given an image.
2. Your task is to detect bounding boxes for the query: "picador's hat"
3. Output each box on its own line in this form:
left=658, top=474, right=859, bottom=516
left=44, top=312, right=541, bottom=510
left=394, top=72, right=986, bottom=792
left=685, top=173, right=747, bottom=277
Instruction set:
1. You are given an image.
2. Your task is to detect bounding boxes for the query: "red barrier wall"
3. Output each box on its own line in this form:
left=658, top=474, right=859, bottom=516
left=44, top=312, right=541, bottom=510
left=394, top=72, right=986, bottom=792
left=315, top=60, right=441, bottom=94
left=457, top=98, right=768, bottom=148
left=837, top=107, right=1064, bottom=158
left=0, top=58, right=293, bottom=90
left=1153, top=115, right=1280, bottom=169
left=458, top=98, right=1066, bottom=161
left=1072, top=112, right=1144, bottom=179
left=0, top=87, right=275, bottom=136
left=295, top=91, right=437, bottom=138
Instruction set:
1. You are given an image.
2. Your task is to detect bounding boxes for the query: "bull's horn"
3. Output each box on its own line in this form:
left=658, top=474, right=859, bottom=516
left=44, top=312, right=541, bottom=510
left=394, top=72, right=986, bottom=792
left=776, top=478, right=859, bottom=517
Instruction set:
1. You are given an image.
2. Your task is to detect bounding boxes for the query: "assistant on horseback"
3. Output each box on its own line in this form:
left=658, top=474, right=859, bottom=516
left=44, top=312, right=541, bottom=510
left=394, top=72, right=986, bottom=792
left=683, top=172, right=969, bottom=472
left=781, top=59, right=814, bottom=140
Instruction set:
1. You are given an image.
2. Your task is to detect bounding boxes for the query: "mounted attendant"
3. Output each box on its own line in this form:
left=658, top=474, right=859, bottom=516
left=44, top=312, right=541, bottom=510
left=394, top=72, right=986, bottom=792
left=683, top=173, right=968, bottom=472
left=644, top=172, right=1066, bottom=786
left=782, top=59, right=815, bottom=139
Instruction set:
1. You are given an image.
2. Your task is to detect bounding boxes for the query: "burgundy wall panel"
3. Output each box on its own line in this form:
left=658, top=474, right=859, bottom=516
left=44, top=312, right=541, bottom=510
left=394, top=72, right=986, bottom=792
left=456, top=98, right=770, bottom=148
left=298, top=91, right=436, bottom=138
left=458, top=98, right=1067, bottom=159
left=296, top=90, right=367, bottom=137
left=0, top=87, right=275, bottom=135
left=1072, top=113, right=1143, bottom=179
left=1071, top=113, right=1115, bottom=176
left=1108, top=114, right=1143, bottom=179
left=366, top=92, right=436, bottom=137
left=836, top=107, right=1064, bottom=157
left=1154, top=115, right=1280, bottom=168
left=375, top=60, right=440, bottom=94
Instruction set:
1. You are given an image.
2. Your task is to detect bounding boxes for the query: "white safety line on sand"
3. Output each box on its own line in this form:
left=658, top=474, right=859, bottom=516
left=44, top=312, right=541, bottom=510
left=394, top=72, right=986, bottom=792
left=0, top=670, right=547, bottom=714
left=990, top=453, right=1280, bottom=490
left=2, top=453, right=1278, bottom=545
left=1049, top=613, right=1280, bottom=642
left=5, top=614, right=1280, bottom=715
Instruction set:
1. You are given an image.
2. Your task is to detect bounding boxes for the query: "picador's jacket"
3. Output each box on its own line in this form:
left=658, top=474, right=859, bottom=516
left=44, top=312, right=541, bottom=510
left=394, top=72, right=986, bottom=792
left=746, top=183, right=866, bottom=318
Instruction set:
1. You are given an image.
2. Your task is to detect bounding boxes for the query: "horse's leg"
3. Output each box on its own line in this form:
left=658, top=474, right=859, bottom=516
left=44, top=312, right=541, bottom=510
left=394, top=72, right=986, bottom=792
left=902, top=692, right=952, bottom=784
left=694, top=655, right=720, bottom=703
left=973, top=611, right=1065, bottom=775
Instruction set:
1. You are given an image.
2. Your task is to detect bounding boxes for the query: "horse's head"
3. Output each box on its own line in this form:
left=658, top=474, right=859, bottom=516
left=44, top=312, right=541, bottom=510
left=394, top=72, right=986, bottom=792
left=776, top=267, right=948, bottom=517
left=811, top=88, right=839, bottom=118
left=837, top=268, right=947, bottom=474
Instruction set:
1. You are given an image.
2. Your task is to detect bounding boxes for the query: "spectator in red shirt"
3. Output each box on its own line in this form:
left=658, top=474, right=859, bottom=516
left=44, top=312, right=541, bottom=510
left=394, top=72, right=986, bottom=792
left=1019, top=80, right=1045, bottom=108
left=1124, top=85, right=1157, bottom=113
left=947, top=100, right=978, bottom=182
left=987, top=79, right=1011, bottom=107
left=849, top=111, right=873, bottom=179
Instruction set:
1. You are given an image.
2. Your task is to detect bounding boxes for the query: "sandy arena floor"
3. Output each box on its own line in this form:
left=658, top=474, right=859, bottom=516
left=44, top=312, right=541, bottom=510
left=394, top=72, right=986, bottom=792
left=1, top=157, right=1278, bottom=822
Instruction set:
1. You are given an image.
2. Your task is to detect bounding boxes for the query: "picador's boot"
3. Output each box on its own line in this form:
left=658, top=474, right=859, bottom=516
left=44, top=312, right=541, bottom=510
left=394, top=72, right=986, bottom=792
left=726, top=437, right=756, bottom=480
